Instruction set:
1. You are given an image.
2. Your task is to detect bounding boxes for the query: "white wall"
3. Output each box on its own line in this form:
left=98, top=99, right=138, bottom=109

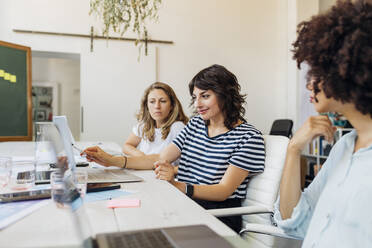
left=1, top=0, right=296, bottom=145
left=296, top=0, right=319, bottom=128
left=152, top=1, right=291, bottom=133
left=32, top=54, right=81, bottom=140
left=319, top=0, right=337, bottom=13
left=81, top=43, right=156, bottom=144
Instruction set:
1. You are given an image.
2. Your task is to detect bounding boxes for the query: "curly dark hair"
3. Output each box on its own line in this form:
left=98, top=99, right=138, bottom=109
left=293, top=0, right=372, bottom=117
left=188, top=64, right=246, bottom=129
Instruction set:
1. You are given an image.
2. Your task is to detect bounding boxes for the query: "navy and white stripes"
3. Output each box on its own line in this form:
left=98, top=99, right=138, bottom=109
left=173, top=116, right=265, bottom=199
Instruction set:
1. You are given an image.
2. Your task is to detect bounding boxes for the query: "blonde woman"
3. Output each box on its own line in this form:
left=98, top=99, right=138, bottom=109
left=123, top=82, right=188, bottom=156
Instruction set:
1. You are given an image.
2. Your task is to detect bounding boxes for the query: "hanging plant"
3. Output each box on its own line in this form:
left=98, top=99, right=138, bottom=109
left=89, top=0, right=162, bottom=56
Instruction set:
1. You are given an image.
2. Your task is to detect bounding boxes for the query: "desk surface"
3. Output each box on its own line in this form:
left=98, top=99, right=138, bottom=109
left=0, top=141, right=246, bottom=248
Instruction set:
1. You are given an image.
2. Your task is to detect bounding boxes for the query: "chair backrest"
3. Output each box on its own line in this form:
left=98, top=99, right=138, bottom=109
left=242, top=135, right=289, bottom=247
left=269, top=119, right=293, bottom=138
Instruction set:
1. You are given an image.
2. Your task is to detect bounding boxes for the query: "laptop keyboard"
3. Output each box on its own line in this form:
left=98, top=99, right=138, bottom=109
left=88, top=170, right=127, bottom=180
left=106, top=230, right=175, bottom=248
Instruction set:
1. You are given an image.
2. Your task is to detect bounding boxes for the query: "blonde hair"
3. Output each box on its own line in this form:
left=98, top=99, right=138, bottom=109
left=137, top=82, right=188, bottom=142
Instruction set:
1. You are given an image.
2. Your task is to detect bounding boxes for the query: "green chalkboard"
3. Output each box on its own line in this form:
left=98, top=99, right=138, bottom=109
left=0, top=40, right=32, bottom=141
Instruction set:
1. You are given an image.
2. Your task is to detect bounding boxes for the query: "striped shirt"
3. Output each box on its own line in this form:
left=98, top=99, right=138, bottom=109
left=173, top=116, right=265, bottom=199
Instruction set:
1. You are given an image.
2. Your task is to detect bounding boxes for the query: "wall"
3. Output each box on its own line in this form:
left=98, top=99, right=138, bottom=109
left=0, top=0, right=293, bottom=145
left=319, top=0, right=337, bottom=13
left=32, top=53, right=80, bottom=140
left=152, top=1, right=291, bottom=132
left=296, top=1, right=320, bottom=127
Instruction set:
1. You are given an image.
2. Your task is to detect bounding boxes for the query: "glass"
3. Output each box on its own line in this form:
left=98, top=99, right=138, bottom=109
left=74, top=170, right=88, bottom=198
left=0, top=157, right=12, bottom=191
left=50, top=171, right=65, bottom=203
left=11, top=161, right=36, bottom=190
left=35, top=122, right=58, bottom=168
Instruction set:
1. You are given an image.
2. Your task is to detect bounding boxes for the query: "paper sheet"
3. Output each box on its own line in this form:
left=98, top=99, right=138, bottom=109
left=0, top=199, right=50, bottom=229
left=107, top=198, right=140, bottom=208
left=84, top=189, right=131, bottom=203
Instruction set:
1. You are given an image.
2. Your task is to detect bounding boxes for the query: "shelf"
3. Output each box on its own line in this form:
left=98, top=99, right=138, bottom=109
left=302, top=153, right=328, bottom=159
left=335, top=127, right=354, bottom=132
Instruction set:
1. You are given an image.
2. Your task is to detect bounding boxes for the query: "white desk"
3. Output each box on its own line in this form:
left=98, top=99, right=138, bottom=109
left=0, top=142, right=248, bottom=248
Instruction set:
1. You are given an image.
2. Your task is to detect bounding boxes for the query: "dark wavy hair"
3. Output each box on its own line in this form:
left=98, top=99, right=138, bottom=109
left=293, top=0, right=372, bottom=117
left=188, top=64, right=246, bottom=129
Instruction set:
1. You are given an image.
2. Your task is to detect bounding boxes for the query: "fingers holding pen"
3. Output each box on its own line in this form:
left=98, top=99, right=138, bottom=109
left=82, top=146, right=113, bottom=167
left=83, top=146, right=100, bottom=154
left=82, top=146, right=99, bottom=162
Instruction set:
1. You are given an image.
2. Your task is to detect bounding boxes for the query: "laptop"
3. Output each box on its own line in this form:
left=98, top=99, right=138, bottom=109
left=51, top=116, right=143, bottom=184
left=94, top=224, right=235, bottom=248
left=65, top=185, right=235, bottom=248
left=36, top=167, right=143, bottom=184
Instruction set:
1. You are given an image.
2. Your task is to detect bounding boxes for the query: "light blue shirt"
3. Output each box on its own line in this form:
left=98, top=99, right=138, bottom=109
left=274, top=130, right=372, bottom=247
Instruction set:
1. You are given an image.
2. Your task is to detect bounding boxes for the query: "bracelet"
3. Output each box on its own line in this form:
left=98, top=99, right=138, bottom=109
left=122, top=156, right=127, bottom=169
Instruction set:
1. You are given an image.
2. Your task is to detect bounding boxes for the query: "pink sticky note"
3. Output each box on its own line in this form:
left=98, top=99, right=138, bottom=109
left=107, top=199, right=141, bottom=208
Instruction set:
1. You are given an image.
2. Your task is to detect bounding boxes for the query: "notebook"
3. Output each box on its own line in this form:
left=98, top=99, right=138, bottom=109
left=66, top=186, right=235, bottom=248
left=52, top=116, right=143, bottom=184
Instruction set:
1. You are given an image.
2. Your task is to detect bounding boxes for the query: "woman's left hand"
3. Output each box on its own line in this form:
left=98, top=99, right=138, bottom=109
left=154, top=160, right=175, bottom=183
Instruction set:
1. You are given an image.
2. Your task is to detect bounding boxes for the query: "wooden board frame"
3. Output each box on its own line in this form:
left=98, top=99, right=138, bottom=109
left=0, top=40, right=32, bottom=141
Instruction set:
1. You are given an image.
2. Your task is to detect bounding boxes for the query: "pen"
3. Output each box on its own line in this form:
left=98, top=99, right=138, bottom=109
left=71, top=143, right=86, bottom=157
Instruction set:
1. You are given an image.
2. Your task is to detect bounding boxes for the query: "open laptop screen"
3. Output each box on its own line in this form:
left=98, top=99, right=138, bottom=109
left=53, top=116, right=77, bottom=172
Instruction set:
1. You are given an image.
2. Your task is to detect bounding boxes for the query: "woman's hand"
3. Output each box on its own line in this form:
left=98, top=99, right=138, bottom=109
left=154, top=160, right=175, bottom=184
left=83, top=146, right=119, bottom=167
left=289, top=115, right=336, bottom=153
left=56, top=156, right=68, bottom=171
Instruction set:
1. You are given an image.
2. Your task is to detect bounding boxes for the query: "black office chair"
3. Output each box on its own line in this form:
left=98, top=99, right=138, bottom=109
left=269, top=119, right=293, bottom=138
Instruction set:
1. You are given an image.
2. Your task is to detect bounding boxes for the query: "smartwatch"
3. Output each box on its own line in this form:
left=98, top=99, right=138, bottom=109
left=185, top=183, right=194, bottom=198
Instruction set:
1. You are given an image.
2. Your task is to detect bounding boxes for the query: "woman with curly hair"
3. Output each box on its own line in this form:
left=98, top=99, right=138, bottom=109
left=122, top=82, right=188, bottom=157
left=275, top=0, right=372, bottom=246
left=84, top=64, right=266, bottom=232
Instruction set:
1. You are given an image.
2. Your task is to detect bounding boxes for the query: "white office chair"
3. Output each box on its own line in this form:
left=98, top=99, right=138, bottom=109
left=207, top=135, right=302, bottom=248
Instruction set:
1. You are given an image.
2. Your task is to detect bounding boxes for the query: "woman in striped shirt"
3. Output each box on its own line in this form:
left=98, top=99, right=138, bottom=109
left=154, top=64, right=266, bottom=232
left=84, top=64, right=266, bottom=232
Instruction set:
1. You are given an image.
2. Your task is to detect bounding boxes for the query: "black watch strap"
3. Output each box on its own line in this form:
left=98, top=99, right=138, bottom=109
left=185, top=183, right=194, bottom=197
